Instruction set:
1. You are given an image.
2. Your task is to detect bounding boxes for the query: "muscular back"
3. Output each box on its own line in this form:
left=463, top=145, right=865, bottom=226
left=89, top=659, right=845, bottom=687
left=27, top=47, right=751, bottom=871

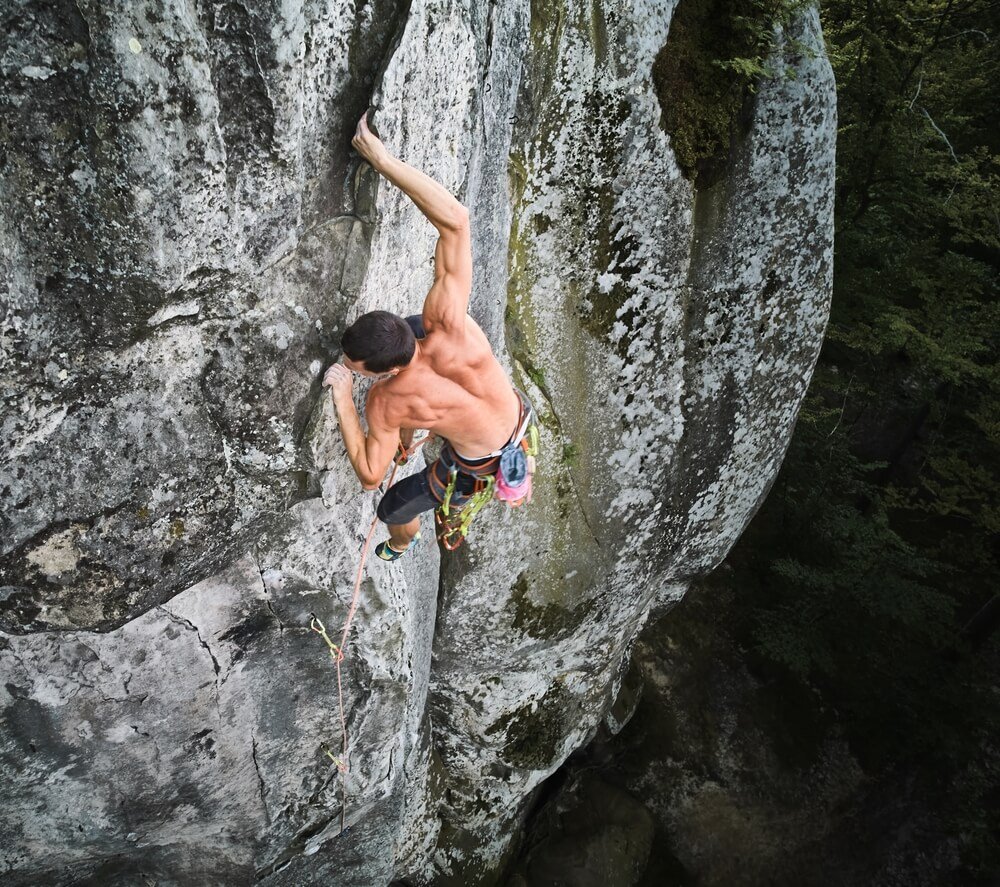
left=363, top=199, right=520, bottom=458
left=371, top=315, right=521, bottom=458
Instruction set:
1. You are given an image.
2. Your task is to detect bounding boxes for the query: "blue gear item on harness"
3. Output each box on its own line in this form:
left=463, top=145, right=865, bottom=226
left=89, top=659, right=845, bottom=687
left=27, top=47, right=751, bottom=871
left=499, top=445, right=528, bottom=485
left=495, top=412, right=538, bottom=505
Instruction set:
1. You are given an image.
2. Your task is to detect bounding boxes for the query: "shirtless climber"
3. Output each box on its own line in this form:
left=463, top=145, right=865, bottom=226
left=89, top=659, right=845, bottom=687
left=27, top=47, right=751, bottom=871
left=322, top=111, right=533, bottom=561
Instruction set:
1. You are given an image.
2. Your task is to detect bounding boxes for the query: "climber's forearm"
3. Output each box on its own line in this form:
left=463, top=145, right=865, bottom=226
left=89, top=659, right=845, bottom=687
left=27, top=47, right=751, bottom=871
left=399, top=427, right=414, bottom=448
left=333, top=395, right=379, bottom=490
left=374, top=154, right=467, bottom=231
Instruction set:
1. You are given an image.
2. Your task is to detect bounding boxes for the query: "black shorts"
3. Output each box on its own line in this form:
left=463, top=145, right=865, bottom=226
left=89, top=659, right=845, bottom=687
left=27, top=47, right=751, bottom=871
left=375, top=456, right=486, bottom=525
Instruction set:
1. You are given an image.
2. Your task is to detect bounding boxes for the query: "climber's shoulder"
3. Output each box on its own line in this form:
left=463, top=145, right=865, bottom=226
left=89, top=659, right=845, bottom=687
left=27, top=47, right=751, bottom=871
left=364, top=381, right=396, bottom=427
left=422, top=312, right=491, bottom=350
left=422, top=218, right=472, bottom=335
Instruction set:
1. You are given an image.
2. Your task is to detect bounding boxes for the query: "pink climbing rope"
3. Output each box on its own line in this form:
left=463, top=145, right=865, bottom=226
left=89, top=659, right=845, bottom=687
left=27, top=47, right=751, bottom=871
left=310, top=434, right=431, bottom=833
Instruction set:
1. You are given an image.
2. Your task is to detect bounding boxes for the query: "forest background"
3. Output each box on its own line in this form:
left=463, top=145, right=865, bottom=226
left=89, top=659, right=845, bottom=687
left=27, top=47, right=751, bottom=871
left=657, top=0, right=999, bottom=880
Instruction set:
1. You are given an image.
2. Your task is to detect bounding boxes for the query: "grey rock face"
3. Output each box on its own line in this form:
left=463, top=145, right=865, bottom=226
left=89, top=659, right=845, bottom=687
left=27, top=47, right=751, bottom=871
left=0, top=0, right=406, bottom=631
left=426, top=3, right=835, bottom=881
left=1, top=0, right=835, bottom=884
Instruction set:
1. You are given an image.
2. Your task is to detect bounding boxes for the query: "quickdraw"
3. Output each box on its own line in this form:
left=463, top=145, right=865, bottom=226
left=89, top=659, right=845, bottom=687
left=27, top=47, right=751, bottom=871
left=435, top=472, right=497, bottom=551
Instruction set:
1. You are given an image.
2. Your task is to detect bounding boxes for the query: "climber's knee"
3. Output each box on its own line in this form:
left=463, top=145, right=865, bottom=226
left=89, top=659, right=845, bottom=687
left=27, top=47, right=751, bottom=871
left=376, top=471, right=437, bottom=524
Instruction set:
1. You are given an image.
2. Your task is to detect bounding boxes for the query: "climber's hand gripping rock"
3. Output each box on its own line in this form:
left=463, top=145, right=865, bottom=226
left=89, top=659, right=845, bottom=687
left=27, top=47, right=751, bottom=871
left=352, top=110, right=389, bottom=169
left=323, top=362, right=353, bottom=402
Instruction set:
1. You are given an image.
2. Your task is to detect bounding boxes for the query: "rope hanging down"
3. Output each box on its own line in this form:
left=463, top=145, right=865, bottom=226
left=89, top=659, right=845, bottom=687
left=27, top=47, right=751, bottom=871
left=309, top=416, right=537, bottom=832
left=309, top=433, right=431, bottom=834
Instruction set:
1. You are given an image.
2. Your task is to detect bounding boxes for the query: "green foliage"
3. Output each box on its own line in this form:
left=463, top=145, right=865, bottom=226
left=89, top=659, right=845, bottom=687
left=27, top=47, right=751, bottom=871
left=653, top=0, right=809, bottom=184
left=722, top=0, right=1000, bottom=875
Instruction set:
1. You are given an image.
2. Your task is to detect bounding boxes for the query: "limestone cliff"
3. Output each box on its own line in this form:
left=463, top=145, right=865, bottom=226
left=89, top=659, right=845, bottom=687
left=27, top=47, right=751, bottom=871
left=0, top=0, right=835, bottom=884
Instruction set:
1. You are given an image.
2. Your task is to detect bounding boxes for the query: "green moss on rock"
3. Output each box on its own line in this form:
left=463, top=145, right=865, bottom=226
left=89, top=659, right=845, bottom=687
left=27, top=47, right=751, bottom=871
left=509, top=571, right=591, bottom=641
left=653, top=0, right=803, bottom=187
left=486, top=683, right=573, bottom=770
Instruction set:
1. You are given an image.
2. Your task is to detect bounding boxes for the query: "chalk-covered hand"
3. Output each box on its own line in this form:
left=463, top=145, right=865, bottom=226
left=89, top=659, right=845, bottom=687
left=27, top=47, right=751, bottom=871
left=352, top=111, right=390, bottom=169
left=323, top=362, right=353, bottom=404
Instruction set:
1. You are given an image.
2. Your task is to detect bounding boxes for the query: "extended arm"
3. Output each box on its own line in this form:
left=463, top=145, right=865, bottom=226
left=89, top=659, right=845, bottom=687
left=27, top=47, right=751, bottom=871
left=351, top=111, right=472, bottom=333
left=377, top=154, right=468, bottom=233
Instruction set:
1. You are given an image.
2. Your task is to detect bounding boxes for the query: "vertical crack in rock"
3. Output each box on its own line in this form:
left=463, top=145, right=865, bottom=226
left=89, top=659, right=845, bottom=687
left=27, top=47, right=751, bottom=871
left=251, top=545, right=285, bottom=632
left=335, top=0, right=416, bottom=222
left=155, top=606, right=223, bottom=721
left=468, top=0, right=500, bottom=200
left=71, top=0, right=92, bottom=52
left=264, top=599, right=284, bottom=632
left=481, top=0, right=497, bottom=104
left=251, top=731, right=271, bottom=826
left=156, top=607, right=221, bottom=677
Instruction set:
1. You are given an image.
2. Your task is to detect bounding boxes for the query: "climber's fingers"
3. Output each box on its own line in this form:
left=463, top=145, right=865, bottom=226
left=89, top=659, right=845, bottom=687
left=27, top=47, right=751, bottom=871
left=352, top=110, right=387, bottom=168
left=363, top=116, right=380, bottom=146
left=324, top=363, right=354, bottom=401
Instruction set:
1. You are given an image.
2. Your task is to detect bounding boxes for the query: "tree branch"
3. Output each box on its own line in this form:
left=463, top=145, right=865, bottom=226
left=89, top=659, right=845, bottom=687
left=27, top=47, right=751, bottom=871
left=919, top=106, right=960, bottom=163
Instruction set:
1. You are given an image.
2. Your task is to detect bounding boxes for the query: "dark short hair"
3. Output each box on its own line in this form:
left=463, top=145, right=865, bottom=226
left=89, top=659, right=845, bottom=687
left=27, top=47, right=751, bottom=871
left=340, top=310, right=415, bottom=373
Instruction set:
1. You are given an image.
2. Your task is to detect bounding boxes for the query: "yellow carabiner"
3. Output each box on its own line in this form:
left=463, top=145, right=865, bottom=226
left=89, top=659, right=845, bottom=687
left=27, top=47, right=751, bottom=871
left=439, top=466, right=459, bottom=517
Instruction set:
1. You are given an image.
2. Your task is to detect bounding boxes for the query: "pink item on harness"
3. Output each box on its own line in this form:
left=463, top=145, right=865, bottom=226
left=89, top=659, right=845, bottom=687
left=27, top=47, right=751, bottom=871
left=495, top=470, right=531, bottom=504
left=495, top=444, right=534, bottom=505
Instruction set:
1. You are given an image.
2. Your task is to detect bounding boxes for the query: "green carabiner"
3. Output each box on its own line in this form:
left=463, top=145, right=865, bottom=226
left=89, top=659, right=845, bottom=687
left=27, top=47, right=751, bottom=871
left=439, top=466, right=459, bottom=518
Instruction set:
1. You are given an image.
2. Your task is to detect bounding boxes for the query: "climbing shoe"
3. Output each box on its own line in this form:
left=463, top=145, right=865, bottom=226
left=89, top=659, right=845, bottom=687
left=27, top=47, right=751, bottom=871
left=375, top=532, right=420, bottom=562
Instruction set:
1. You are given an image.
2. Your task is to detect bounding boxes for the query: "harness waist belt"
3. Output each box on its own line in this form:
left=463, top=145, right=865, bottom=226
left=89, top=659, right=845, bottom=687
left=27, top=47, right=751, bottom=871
left=452, top=390, right=532, bottom=462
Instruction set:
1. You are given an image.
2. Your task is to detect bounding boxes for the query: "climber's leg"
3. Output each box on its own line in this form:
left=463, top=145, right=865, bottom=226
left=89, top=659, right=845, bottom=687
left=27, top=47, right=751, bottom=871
left=387, top=516, right=421, bottom=551
left=376, top=470, right=437, bottom=532
left=374, top=453, right=474, bottom=557
left=375, top=473, right=435, bottom=560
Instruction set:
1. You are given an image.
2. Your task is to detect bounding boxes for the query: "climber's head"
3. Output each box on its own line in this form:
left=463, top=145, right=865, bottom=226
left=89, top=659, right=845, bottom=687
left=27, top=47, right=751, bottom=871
left=340, top=310, right=416, bottom=377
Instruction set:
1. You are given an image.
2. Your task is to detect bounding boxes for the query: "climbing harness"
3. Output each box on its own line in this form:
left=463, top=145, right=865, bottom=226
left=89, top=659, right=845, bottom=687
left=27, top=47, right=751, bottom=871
left=433, top=397, right=540, bottom=550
